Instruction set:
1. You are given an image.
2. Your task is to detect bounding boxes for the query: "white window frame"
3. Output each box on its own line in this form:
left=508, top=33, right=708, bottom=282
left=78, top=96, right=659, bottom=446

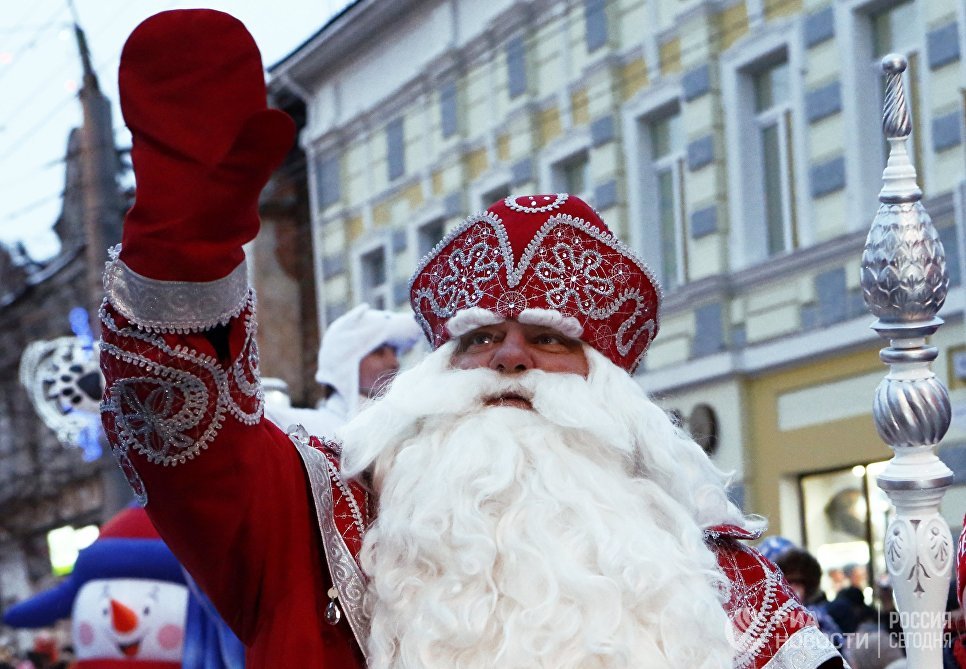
left=539, top=128, right=592, bottom=201
left=550, top=150, right=591, bottom=200
left=752, top=61, right=797, bottom=257
left=415, top=218, right=447, bottom=258
left=407, top=201, right=448, bottom=266
left=646, top=106, right=688, bottom=291
left=621, top=80, right=684, bottom=284
left=353, top=237, right=392, bottom=310
left=471, top=166, right=513, bottom=213
left=722, top=22, right=810, bottom=270
left=839, top=0, right=926, bottom=233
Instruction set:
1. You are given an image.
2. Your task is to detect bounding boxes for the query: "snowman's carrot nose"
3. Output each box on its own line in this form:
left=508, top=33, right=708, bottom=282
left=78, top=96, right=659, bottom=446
left=110, top=599, right=138, bottom=634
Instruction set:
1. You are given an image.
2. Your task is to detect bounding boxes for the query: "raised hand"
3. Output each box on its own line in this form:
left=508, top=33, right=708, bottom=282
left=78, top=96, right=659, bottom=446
left=118, top=10, right=296, bottom=282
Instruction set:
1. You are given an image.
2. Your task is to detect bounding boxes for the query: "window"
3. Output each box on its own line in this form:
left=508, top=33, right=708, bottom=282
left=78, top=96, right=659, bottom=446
left=506, top=35, right=528, bottom=99
left=799, top=462, right=893, bottom=599
left=722, top=28, right=809, bottom=268
left=552, top=152, right=590, bottom=198
left=870, top=1, right=915, bottom=57
left=417, top=219, right=446, bottom=258
left=387, top=117, right=405, bottom=182
left=360, top=245, right=389, bottom=309
left=868, top=1, right=922, bottom=180
left=313, top=153, right=341, bottom=210
left=751, top=58, right=798, bottom=256
left=647, top=110, right=687, bottom=290
left=440, top=81, right=459, bottom=139
left=584, top=0, right=608, bottom=52
left=481, top=184, right=510, bottom=209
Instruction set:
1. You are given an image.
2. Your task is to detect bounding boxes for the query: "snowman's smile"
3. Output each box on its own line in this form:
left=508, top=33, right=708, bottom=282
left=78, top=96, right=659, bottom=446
left=118, top=637, right=143, bottom=657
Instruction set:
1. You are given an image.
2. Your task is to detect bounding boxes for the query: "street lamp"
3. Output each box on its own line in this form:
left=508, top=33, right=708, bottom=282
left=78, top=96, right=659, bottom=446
left=861, top=54, right=953, bottom=668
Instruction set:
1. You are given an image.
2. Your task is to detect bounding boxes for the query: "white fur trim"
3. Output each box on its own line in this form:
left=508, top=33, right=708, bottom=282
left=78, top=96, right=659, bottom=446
left=516, top=308, right=584, bottom=338
left=445, top=308, right=505, bottom=337
left=446, top=307, right=584, bottom=339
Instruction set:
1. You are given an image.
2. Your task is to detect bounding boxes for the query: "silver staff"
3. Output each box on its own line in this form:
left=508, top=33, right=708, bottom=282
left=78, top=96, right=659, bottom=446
left=861, top=54, right=953, bottom=668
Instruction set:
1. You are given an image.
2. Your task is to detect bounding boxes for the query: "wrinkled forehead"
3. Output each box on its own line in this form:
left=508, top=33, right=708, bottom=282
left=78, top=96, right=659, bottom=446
left=445, top=307, right=584, bottom=339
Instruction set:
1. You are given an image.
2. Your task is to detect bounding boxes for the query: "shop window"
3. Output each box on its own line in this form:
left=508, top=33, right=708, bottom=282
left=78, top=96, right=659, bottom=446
left=799, top=462, right=892, bottom=601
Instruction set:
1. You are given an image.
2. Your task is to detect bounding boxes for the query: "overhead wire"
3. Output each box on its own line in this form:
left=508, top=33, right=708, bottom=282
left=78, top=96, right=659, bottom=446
left=0, top=3, right=71, bottom=88
left=0, top=0, right=178, bottom=166
left=0, top=0, right=817, bottom=164
left=0, top=0, right=184, bottom=244
left=1, top=190, right=64, bottom=222
left=0, top=0, right=816, bottom=231
left=0, top=156, right=65, bottom=192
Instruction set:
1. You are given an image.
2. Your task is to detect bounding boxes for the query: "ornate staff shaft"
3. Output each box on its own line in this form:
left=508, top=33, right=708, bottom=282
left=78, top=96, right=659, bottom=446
left=861, top=55, right=953, bottom=668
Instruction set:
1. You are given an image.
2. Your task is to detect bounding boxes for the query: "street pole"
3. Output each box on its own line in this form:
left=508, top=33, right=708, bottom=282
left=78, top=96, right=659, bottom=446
left=69, top=4, right=128, bottom=521
left=861, top=55, right=953, bottom=668
left=73, top=20, right=122, bottom=316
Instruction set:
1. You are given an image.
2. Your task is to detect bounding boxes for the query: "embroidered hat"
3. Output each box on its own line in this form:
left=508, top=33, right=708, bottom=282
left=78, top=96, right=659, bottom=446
left=409, top=193, right=661, bottom=372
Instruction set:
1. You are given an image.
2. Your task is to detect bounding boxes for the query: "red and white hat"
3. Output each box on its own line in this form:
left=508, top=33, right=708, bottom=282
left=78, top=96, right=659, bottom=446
left=409, top=193, right=662, bottom=372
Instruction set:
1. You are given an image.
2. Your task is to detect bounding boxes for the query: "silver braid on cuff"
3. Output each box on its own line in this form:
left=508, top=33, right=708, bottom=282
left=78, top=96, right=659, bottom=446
left=102, top=247, right=250, bottom=333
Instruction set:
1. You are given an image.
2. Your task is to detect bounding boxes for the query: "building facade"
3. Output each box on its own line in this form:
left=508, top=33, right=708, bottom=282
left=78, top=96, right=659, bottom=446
left=269, top=0, right=966, bottom=583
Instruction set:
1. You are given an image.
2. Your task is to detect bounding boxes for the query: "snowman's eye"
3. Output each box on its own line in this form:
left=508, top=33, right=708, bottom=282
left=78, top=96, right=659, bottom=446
left=102, top=607, right=109, bottom=617
left=143, top=606, right=150, bottom=616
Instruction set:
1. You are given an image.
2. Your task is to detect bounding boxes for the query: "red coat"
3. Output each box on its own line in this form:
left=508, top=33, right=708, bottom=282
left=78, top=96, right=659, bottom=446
left=99, top=297, right=841, bottom=669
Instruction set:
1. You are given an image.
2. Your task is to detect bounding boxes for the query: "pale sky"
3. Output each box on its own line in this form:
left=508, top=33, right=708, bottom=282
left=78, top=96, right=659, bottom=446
left=0, top=0, right=350, bottom=260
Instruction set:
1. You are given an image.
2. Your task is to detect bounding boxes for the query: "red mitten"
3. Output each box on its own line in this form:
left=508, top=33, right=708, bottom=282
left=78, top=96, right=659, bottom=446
left=118, top=9, right=296, bottom=282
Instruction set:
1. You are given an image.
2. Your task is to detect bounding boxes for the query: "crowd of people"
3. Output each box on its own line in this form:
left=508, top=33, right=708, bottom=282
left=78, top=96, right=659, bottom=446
left=0, top=637, right=74, bottom=669
left=765, top=542, right=966, bottom=669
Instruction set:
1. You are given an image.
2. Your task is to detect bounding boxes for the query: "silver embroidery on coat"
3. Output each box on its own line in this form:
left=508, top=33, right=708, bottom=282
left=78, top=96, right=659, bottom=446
left=100, top=292, right=263, bottom=474
left=290, top=434, right=370, bottom=659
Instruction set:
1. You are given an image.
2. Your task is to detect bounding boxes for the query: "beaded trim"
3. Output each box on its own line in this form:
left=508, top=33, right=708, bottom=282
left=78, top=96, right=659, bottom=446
left=708, top=536, right=827, bottom=669
left=324, top=456, right=367, bottom=540
left=503, top=192, right=568, bottom=214
left=103, top=253, right=250, bottom=334
left=114, top=449, right=148, bottom=506
left=100, top=293, right=263, bottom=478
left=289, top=432, right=370, bottom=658
left=408, top=211, right=509, bottom=310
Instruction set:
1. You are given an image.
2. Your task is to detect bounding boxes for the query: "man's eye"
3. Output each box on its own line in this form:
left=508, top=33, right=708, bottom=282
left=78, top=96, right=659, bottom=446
left=536, top=334, right=563, bottom=345
left=467, top=332, right=493, bottom=346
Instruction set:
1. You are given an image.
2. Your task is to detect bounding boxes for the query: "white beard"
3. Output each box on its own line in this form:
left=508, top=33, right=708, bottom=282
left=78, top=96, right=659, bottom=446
left=339, top=344, right=756, bottom=669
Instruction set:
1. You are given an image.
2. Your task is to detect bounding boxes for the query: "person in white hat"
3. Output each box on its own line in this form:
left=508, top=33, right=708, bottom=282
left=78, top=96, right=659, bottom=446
left=98, top=10, right=845, bottom=669
left=264, top=304, right=422, bottom=437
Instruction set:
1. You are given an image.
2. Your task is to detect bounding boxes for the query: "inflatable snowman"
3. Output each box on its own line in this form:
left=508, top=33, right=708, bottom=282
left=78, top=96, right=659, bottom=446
left=3, top=506, right=187, bottom=668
